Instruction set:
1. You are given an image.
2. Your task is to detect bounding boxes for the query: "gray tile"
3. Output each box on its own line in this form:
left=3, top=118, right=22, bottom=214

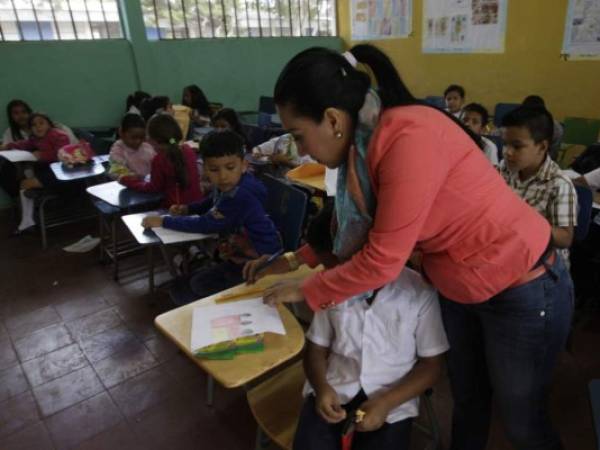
left=5, top=306, right=62, bottom=340
left=0, top=391, right=40, bottom=439
left=79, top=325, right=138, bottom=363
left=54, top=296, right=110, bottom=323
left=0, top=364, right=29, bottom=403
left=45, top=392, right=122, bottom=450
left=66, top=309, right=122, bottom=340
left=0, top=421, right=54, bottom=450
left=109, top=366, right=183, bottom=419
left=33, top=366, right=104, bottom=417
left=14, top=324, right=73, bottom=362
left=144, top=335, right=180, bottom=362
left=92, top=342, right=158, bottom=388
left=0, top=339, right=18, bottom=371
left=22, top=344, right=87, bottom=387
left=72, top=421, right=143, bottom=450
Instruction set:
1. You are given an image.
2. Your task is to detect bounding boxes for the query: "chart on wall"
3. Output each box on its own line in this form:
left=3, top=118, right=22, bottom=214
left=562, top=0, right=600, bottom=59
left=422, top=0, right=508, bottom=53
left=351, top=0, right=413, bottom=40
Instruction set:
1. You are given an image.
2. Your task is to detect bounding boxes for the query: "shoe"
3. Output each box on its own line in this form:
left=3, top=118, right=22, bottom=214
left=12, top=225, right=36, bottom=236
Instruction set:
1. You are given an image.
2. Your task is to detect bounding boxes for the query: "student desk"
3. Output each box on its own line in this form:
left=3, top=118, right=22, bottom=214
left=286, top=163, right=327, bottom=195
left=50, top=156, right=108, bottom=182
left=155, top=266, right=320, bottom=403
left=86, top=181, right=163, bottom=281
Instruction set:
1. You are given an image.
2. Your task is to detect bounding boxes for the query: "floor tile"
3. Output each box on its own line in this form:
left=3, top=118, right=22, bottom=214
left=79, top=325, right=138, bottom=363
left=54, top=296, right=110, bottom=323
left=0, top=391, right=40, bottom=439
left=14, top=324, right=73, bottom=362
left=5, top=306, right=62, bottom=340
left=0, top=421, right=55, bottom=450
left=65, top=309, right=122, bottom=340
left=144, top=335, right=180, bottom=362
left=45, top=392, right=122, bottom=450
left=92, top=342, right=158, bottom=388
left=0, top=364, right=29, bottom=403
left=0, top=339, right=18, bottom=371
left=22, top=344, right=87, bottom=387
left=33, top=366, right=104, bottom=417
left=72, top=422, right=144, bottom=450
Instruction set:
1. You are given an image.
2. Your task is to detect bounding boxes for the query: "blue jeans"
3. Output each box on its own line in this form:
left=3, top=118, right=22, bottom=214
left=440, top=253, right=573, bottom=450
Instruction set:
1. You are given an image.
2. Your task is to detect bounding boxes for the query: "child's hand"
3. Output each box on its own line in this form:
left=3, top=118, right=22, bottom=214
left=169, top=204, right=188, bottom=215
left=355, top=397, right=391, bottom=432
left=142, top=216, right=163, bottom=228
left=270, top=153, right=292, bottom=165
left=315, top=384, right=346, bottom=424
left=243, top=254, right=294, bottom=284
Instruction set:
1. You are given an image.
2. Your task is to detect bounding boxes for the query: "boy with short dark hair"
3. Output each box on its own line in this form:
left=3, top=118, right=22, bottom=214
left=143, top=130, right=282, bottom=303
left=463, top=102, right=498, bottom=165
left=444, top=84, right=466, bottom=120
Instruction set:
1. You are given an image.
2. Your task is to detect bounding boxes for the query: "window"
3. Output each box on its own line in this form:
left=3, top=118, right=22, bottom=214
left=0, top=0, right=124, bottom=41
left=141, top=0, right=336, bottom=40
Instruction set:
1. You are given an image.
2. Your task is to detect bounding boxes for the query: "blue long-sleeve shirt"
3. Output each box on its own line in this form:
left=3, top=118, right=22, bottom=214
left=162, top=173, right=281, bottom=256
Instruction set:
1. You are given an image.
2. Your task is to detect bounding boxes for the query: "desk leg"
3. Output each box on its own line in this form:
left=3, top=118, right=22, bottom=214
left=98, top=213, right=104, bottom=262
left=148, top=246, right=155, bottom=293
left=206, top=375, right=214, bottom=407
left=159, top=244, right=178, bottom=278
left=112, top=217, right=119, bottom=281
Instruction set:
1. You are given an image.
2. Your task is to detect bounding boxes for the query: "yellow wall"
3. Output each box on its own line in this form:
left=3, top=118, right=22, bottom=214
left=337, top=0, right=600, bottom=120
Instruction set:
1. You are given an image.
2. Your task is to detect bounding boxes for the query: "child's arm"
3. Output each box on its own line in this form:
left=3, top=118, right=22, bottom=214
left=551, top=226, right=574, bottom=249
left=108, top=143, right=134, bottom=179
left=355, top=355, right=444, bottom=432
left=120, top=156, right=165, bottom=193
left=2, top=138, right=34, bottom=151
left=548, top=178, right=577, bottom=249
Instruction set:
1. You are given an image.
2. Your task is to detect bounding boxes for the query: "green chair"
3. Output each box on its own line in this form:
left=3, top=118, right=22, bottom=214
left=563, top=117, right=600, bottom=146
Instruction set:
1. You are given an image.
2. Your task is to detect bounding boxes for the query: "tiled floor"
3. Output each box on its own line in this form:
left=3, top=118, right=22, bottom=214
left=0, top=213, right=598, bottom=450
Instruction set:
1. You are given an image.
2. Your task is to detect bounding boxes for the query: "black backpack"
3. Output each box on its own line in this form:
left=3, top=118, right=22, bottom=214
left=571, top=144, right=600, bottom=174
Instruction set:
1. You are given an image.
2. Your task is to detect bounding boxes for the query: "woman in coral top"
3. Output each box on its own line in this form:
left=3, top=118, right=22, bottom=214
left=244, top=45, right=572, bottom=450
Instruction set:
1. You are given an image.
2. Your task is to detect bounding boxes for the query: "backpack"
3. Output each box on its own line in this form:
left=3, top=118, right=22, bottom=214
left=571, top=144, right=600, bottom=174
left=58, top=140, right=95, bottom=167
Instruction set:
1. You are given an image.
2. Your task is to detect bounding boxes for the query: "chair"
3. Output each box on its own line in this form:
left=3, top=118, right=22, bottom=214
left=574, top=185, right=593, bottom=243
left=259, top=96, right=276, bottom=115
left=425, top=96, right=446, bottom=109
left=563, top=117, right=600, bottom=146
left=493, top=103, right=520, bottom=128
left=262, top=174, right=309, bottom=251
left=590, top=380, right=600, bottom=450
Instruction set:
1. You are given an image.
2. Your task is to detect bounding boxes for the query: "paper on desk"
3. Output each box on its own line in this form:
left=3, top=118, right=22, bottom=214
left=191, top=297, right=285, bottom=352
left=0, top=150, right=37, bottom=163
left=152, top=223, right=214, bottom=245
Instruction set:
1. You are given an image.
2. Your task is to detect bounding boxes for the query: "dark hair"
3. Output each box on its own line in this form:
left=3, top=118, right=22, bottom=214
left=28, top=112, right=55, bottom=129
left=522, top=95, right=546, bottom=108
left=120, top=113, right=146, bottom=133
left=126, top=91, right=150, bottom=112
left=501, top=106, right=554, bottom=146
left=6, top=99, right=32, bottom=141
left=463, top=103, right=489, bottom=126
left=212, top=108, right=247, bottom=143
left=274, top=45, right=482, bottom=148
left=200, top=130, right=245, bottom=160
left=141, top=96, right=170, bottom=122
left=444, top=85, right=465, bottom=99
left=183, top=85, right=210, bottom=117
left=306, top=200, right=335, bottom=254
left=147, top=114, right=187, bottom=188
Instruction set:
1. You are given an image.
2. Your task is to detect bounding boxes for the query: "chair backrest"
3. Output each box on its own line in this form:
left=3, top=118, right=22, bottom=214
left=425, top=96, right=446, bottom=109
left=493, top=103, right=520, bottom=128
left=259, top=96, right=276, bottom=115
left=261, top=174, right=309, bottom=251
left=483, top=134, right=504, bottom=161
left=574, top=184, right=593, bottom=243
left=563, top=117, right=600, bottom=146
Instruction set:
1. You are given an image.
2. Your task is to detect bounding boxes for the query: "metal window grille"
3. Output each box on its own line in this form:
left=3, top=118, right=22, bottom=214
left=0, top=0, right=124, bottom=41
left=140, top=0, right=336, bottom=40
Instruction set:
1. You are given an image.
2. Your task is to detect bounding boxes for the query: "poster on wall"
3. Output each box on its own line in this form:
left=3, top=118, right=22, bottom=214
left=351, top=0, right=413, bottom=40
left=422, top=0, right=508, bottom=53
left=562, top=0, right=600, bottom=59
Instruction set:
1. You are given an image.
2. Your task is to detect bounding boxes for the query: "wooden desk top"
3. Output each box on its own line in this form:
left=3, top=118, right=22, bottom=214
left=155, top=266, right=320, bottom=388
left=286, top=163, right=326, bottom=193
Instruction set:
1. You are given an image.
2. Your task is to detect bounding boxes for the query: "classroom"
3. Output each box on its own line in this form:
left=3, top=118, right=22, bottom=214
left=0, top=0, right=599, bottom=449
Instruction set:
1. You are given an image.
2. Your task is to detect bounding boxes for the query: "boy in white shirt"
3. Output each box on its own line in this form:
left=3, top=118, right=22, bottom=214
left=463, top=103, right=499, bottom=166
left=444, top=84, right=466, bottom=120
left=293, top=204, right=449, bottom=450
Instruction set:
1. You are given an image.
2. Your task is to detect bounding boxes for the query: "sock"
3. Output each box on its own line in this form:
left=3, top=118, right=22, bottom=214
left=18, top=190, right=36, bottom=231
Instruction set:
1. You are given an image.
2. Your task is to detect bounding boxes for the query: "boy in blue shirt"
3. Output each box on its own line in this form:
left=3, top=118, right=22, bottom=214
left=142, top=130, right=281, bottom=304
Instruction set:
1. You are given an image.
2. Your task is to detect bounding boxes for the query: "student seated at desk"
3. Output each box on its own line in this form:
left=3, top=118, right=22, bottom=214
left=182, top=84, right=211, bottom=127
left=444, top=84, right=466, bottom=120
left=119, top=114, right=202, bottom=207
left=140, top=96, right=174, bottom=122
left=125, top=90, right=150, bottom=116
left=499, top=105, right=577, bottom=266
left=108, top=114, right=156, bottom=179
left=212, top=108, right=248, bottom=150
left=142, top=130, right=282, bottom=303
left=293, top=203, right=449, bottom=450
left=462, top=103, right=498, bottom=165
left=252, top=133, right=313, bottom=177
left=0, top=113, right=70, bottom=233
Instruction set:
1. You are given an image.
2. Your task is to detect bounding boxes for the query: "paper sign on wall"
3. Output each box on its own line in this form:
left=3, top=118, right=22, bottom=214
left=351, top=0, right=413, bottom=40
left=562, top=0, right=600, bottom=59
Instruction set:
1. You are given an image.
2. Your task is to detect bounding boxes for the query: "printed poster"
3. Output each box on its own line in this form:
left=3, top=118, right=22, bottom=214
left=562, top=0, right=600, bottom=59
left=352, top=0, right=413, bottom=40
left=423, top=0, right=508, bottom=53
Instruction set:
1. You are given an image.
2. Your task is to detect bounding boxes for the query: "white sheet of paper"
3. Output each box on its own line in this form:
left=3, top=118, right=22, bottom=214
left=86, top=181, right=125, bottom=206
left=152, top=223, right=214, bottom=244
left=0, top=150, right=37, bottom=163
left=190, top=297, right=286, bottom=352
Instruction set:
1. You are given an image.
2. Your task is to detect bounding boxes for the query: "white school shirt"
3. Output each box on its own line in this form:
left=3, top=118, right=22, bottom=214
left=481, top=136, right=499, bottom=166
left=303, top=268, right=449, bottom=424
left=2, top=128, right=29, bottom=144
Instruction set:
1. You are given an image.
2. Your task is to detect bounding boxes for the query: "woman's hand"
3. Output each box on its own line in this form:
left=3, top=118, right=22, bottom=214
left=142, top=216, right=163, bottom=228
left=262, top=279, right=305, bottom=306
left=355, top=396, right=391, bottom=432
left=243, top=254, right=293, bottom=284
left=169, top=204, right=188, bottom=216
left=315, top=384, right=346, bottom=424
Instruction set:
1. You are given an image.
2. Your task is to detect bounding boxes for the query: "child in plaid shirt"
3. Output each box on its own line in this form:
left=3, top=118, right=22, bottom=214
left=499, top=106, right=577, bottom=264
